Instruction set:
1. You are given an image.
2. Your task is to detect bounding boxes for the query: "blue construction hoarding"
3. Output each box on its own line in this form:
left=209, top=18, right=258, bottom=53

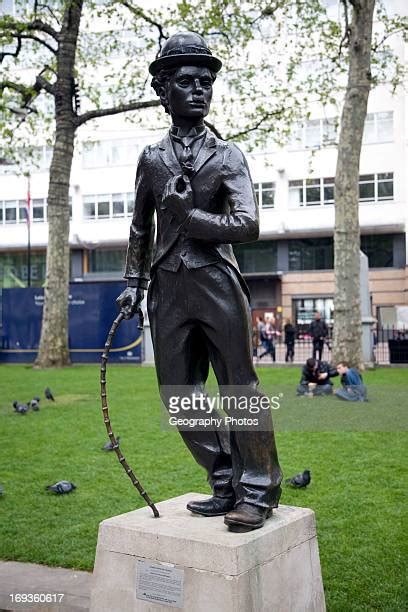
left=0, top=282, right=142, bottom=363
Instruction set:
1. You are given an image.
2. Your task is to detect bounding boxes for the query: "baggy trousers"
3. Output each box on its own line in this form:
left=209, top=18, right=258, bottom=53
left=147, top=262, right=282, bottom=509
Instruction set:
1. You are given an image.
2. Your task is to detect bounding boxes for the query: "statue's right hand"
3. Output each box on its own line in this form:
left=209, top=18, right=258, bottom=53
left=116, top=287, right=144, bottom=320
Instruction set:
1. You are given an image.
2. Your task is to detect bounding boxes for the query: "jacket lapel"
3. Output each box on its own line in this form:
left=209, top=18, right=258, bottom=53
left=157, top=130, right=218, bottom=179
left=158, top=133, right=182, bottom=176
left=192, top=133, right=217, bottom=179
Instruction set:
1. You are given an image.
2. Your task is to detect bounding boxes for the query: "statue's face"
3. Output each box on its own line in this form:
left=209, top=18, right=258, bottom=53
left=166, top=65, right=213, bottom=122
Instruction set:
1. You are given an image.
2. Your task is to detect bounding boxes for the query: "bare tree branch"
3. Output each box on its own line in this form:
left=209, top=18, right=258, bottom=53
left=36, top=74, right=56, bottom=95
left=0, top=80, right=32, bottom=98
left=119, top=0, right=167, bottom=55
left=203, top=30, right=231, bottom=45
left=372, top=28, right=407, bottom=53
left=1, top=18, right=59, bottom=41
left=204, top=119, right=224, bottom=139
left=34, top=1, right=61, bottom=25
left=0, top=36, right=22, bottom=63
left=20, top=32, right=57, bottom=54
left=339, top=0, right=352, bottom=58
left=226, top=109, right=285, bottom=140
left=251, top=3, right=281, bottom=25
left=75, top=98, right=160, bottom=127
left=28, top=19, right=59, bottom=40
left=1, top=67, right=54, bottom=114
left=3, top=31, right=57, bottom=54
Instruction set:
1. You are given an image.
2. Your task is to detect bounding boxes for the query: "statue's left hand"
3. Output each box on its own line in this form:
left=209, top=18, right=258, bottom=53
left=161, top=174, right=193, bottom=223
left=116, top=287, right=144, bottom=320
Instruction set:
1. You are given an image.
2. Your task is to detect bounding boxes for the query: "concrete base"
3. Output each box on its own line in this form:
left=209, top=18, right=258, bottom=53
left=91, top=493, right=325, bottom=612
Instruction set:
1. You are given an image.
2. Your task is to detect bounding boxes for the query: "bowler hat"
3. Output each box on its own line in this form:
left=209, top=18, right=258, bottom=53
left=149, top=31, right=222, bottom=76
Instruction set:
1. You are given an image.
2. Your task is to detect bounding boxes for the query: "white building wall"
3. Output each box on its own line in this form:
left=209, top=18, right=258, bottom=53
left=0, top=5, right=406, bottom=258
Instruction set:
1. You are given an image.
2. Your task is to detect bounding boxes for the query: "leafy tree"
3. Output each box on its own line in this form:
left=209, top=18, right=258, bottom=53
left=1, top=0, right=162, bottom=367
left=1, top=0, right=406, bottom=368
left=332, top=0, right=406, bottom=367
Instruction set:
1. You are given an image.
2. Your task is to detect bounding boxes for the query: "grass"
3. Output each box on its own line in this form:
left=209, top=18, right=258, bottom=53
left=0, top=364, right=407, bottom=610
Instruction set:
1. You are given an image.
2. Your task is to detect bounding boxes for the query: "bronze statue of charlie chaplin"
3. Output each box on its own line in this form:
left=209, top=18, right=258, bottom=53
left=117, top=32, right=282, bottom=532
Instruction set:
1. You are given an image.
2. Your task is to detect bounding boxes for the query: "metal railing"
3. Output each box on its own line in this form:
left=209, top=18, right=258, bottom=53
left=253, top=325, right=408, bottom=365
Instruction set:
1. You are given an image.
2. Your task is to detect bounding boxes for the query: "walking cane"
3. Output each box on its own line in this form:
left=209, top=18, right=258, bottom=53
left=100, top=307, right=160, bottom=518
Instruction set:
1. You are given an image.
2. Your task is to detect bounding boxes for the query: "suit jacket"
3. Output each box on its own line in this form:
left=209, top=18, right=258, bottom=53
left=124, top=129, right=259, bottom=297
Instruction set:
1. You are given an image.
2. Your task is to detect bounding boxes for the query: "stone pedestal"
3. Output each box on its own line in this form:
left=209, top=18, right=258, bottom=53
left=91, top=493, right=325, bottom=612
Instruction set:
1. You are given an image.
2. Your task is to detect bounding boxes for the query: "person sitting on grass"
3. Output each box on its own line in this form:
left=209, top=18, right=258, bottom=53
left=334, top=362, right=367, bottom=402
left=297, top=357, right=338, bottom=396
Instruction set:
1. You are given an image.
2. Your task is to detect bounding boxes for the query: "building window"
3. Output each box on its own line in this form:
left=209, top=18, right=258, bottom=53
left=254, top=182, right=275, bottom=209
left=377, top=173, right=393, bottom=200
left=83, top=196, right=96, bottom=219
left=97, top=195, right=110, bottom=219
left=361, top=234, right=394, bottom=268
left=18, top=200, right=28, bottom=222
left=289, top=237, right=334, bottom=271
left=82, top=139, right=141, bottom=168
left=32, top=198, right=47, bottom=222
left=30, top=145, right=53, bottom=171
left=83, top=192, right=134, bottom=220
left=234, top=240, right=277, bottom=273
left=289, top=117, right=338, bottom=149
left=5, top=200, right=17, bottom=223
left=305, top=178, right=321, bottom=206
left=359, top=174, right=375, bottom=201
left=323, top=177, right=335, bottom=204
left=293, top=297, right=334, bottom=328
left=88, top=249, right=126, bottom=273
left=322, top=118, right=337, bottom=144
left=363, top=111, right=393, bottom=144
left=288, top=180, right=303, bottom=207
left=289, top=111, right=393, bottom=150
left=112, top=194, right=125, bottom=217
left=0, top=196, right=71, bottom=224
left=289, top=173, right=393, bottom=208
left=305, top=119, right=321, bottom=148
left=83, top=194, right=110, bottom=219
left=359, top=173, right=393, bottom=202
left=127, top=193, right=134, bottom=215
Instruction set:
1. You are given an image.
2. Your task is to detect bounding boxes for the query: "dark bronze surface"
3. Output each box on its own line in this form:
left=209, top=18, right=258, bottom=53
left=116, top=32, right=282, bottom=524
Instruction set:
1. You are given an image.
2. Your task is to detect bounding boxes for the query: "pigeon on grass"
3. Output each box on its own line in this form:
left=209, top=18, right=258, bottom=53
left=102, top=436, right=121, bottom=451
left=46, top=481, right=76, bottom=494
left=29, top=397, right=41, bottom=411
left=285, top=470, right=311, bottom=488
left=44, top=387, right=55, bottom=401
left=13, top=401, right=28, bottom=414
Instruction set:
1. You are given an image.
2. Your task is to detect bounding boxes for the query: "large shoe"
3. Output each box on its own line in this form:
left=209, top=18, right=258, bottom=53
left=224, top=502, right=273, bottom=532
left=186, top=496, right=235, bottom=517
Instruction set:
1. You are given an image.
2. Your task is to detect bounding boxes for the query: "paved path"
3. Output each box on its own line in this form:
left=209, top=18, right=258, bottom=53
left=0, top=561, right=91, bottom=611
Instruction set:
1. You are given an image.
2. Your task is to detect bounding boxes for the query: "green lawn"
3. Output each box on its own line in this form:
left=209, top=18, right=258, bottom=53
left=0, top=365, right=407, bottom=611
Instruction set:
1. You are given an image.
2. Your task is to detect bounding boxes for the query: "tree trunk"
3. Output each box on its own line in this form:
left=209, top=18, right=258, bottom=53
left=333, top=0, right=375, bottom=368
left=34, top=1, right=83, bottom=368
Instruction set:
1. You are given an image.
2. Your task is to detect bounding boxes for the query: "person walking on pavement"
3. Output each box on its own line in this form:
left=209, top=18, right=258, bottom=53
left=309, top=311, right=328, bottom=361
left=284, top=318, right=296, bottom=362
left=259, top=316, right=276, bottom=362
